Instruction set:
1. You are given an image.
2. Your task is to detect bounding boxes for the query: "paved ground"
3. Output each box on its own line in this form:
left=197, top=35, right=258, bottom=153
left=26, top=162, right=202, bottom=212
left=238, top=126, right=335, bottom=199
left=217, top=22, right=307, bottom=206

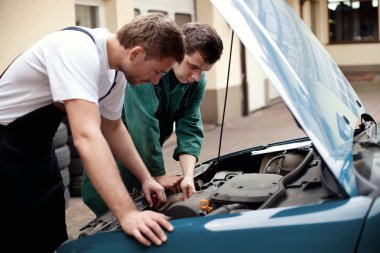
left=65, top=74, right=380, bottom=239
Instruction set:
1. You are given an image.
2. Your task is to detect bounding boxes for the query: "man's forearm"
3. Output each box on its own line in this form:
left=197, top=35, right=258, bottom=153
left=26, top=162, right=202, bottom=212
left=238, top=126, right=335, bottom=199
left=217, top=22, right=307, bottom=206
left=65, top=100, right=138, bottom=220
left=179, top=154, right=196, bottom=178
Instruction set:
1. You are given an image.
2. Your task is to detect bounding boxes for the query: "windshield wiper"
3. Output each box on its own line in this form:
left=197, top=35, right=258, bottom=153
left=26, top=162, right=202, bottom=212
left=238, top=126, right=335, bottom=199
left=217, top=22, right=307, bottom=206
left=359, top=138, right=380, bottom=148
left=359, top=113, right=377, bottom=133
left=357, top=113, right=379, bottom=147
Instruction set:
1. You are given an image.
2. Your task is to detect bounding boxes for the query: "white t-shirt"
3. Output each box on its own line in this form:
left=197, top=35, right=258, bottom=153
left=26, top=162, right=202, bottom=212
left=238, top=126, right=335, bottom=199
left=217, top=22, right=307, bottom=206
left=0, top=27, right=126, bottom=125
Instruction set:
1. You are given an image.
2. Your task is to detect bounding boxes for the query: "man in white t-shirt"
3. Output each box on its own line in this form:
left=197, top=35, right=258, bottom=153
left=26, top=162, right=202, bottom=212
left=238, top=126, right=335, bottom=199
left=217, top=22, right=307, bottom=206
left=0, top=13, right=184, bottom=252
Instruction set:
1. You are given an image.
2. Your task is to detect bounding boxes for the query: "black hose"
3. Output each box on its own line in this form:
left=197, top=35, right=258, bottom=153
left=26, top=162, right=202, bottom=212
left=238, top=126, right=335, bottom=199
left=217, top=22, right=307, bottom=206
left=206, top=203, right=247, bottom=216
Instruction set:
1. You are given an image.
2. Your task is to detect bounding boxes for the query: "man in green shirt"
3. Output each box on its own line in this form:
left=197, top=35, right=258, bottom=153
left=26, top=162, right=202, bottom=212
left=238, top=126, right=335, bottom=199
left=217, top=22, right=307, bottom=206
left=82, top=22, right=223, bottom=216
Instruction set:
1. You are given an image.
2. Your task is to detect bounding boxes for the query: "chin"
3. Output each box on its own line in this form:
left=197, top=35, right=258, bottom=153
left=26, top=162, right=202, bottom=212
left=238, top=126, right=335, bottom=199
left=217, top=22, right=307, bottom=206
left=128, top=79, right=138, bottom=85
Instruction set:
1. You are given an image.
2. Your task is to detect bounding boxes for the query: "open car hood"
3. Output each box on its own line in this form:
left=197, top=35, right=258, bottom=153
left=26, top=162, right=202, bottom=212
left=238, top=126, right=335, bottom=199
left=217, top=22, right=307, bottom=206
left=210, top=0, right=367, bottom=195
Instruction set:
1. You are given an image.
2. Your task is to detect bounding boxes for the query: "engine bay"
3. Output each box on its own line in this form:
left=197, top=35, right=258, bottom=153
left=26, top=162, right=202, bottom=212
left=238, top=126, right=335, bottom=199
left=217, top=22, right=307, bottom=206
left=78, top=140, right=344, bottom=237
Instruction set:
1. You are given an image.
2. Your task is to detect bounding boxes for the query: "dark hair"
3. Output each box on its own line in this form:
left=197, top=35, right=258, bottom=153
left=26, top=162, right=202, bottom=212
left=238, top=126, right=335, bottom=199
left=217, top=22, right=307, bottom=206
left=117, top=13, right=185, bottom=63
left=182, top=22, right=223, bottom=64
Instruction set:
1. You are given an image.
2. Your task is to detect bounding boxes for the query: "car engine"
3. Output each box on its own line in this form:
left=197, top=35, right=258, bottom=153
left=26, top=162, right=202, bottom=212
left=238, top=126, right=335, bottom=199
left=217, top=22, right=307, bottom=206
left=78, top=141, right=343, bottom=237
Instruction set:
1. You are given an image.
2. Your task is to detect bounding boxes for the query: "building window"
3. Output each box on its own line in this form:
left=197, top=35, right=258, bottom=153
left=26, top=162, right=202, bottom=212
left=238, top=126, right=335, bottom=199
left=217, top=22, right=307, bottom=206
left=175, top=13, right=192, bottom=26
left=148, top=10, right=169, bottom=15
left=75, top=0, right=105, bottom=28
left=134, top=8, right=141, bottom=17
left=76, top=5, right=99, bottom=27
left=328, top=0, right=379, bottom=43
left=133, top=0, right=194, bottom=25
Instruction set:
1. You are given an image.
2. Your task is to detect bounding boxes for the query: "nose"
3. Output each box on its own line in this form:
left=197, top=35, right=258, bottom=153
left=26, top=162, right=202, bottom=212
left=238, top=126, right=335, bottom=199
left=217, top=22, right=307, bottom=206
left=150, top=73, right=162, bottom=85
left=192, top=69, right=201, bottom=82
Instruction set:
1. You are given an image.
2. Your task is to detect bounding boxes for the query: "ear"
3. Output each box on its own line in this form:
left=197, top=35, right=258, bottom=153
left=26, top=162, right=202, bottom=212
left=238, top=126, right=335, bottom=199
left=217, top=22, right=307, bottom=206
left=129, top=46, right=145, bottom=61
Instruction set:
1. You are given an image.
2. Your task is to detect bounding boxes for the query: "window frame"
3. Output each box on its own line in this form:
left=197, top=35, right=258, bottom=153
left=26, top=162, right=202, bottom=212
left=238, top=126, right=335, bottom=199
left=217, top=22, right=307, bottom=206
left=75, top=0, right=105, bottom=28
left=326, top=0, right=380, bottom=45
left=327, top=0, right=379, bottom=44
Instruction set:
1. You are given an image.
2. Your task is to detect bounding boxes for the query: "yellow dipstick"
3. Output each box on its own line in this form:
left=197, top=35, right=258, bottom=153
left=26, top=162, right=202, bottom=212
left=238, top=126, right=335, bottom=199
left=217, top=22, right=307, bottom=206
left=198, top=199, right=213, bottom=213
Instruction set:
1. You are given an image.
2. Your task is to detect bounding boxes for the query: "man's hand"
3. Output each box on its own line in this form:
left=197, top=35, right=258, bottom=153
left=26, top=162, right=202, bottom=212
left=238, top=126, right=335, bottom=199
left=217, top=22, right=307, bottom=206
left=119, top=210, right=173, bottom=246
left=141, top=177, right=167, bottom=209
left=155, top=174, right=184, bottom=194
left=180, top=175, right=196, bottom=200
left=178, top=154, right=197, bottom=199
left=155, top=174, right=195, bottom=200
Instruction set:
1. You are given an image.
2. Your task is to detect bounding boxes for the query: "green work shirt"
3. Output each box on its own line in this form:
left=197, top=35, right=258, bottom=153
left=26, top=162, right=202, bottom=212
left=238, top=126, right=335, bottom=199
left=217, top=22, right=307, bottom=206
left=82, top=70, right=206, bottom=216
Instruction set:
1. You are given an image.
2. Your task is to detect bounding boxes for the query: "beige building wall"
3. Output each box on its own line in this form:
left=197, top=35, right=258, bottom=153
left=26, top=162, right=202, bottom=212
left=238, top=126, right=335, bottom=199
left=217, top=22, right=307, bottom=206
left=0, top=0, right=75, bottom=72
left=104, top=0, right=134, bottom=32
left=196, top=0, right=242, bottom=124
left=1, top=0, right=379, bottom=125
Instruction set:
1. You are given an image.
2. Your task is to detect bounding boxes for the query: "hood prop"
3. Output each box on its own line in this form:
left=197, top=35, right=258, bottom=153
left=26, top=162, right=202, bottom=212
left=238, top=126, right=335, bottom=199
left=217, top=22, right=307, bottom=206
left=217, top=30, right=235, bottom=163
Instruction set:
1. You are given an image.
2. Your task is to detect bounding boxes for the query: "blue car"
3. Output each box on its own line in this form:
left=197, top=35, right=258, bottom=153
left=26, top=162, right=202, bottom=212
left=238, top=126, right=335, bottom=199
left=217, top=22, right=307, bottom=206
left=57, top=0, right=380, bottom=252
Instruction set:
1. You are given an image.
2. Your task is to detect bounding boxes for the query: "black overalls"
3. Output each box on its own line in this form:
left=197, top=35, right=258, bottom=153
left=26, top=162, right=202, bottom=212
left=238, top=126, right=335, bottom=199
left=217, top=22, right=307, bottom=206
left=0, top=105, right=67, bottom=252
left=0, top=27, right=95, bottom=253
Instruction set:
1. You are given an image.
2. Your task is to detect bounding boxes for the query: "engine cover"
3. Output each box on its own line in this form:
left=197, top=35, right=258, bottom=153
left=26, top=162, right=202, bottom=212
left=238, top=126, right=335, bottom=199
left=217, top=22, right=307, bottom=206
left=164, top=187, right=217, bottom=219
left=211, top=173, right=282, bottom=205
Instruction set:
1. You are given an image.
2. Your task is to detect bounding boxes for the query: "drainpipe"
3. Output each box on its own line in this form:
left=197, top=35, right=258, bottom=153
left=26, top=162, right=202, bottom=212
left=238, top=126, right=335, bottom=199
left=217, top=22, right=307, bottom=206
left=300, top=0, right=307, bottom=19
left=240, top=42, right=249, bottom=116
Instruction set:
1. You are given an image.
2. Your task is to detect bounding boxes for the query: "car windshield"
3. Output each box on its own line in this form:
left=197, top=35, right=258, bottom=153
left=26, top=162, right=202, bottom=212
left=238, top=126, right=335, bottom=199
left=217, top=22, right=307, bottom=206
left=211, top=0, right=368, bottom=196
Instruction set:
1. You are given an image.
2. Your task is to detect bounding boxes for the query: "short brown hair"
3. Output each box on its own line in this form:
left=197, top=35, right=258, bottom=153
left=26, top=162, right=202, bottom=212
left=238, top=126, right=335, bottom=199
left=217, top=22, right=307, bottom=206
left=182, top=22, right=223, bottom=64
left=117, top=13, right=185, bottom=63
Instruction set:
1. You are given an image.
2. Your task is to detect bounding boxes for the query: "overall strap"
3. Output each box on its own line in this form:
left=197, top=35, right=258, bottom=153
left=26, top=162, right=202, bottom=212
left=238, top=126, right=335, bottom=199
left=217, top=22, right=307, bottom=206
left=62, top=26, right=119, bottom=102
left=0, top=54, right=22, bottom=79
left=61, top=26, right=95, bottom=43
left=99, top=71, right=119, bottom=101
left=2, top=27, right=118, bottom=100
left=1, top=26, right=95, bottom=79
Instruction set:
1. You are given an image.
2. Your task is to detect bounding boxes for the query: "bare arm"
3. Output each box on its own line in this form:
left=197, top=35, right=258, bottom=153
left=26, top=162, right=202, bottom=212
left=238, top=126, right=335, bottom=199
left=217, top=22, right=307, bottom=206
left=178, top=154, right=197, bottom=199
left=64, top=99, right=172, bottom=246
